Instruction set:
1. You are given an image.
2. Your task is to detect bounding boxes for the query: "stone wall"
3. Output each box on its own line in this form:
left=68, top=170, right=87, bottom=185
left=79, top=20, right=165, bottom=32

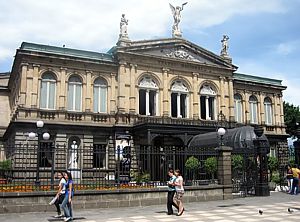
left=0, top=185, right=231, bottom=214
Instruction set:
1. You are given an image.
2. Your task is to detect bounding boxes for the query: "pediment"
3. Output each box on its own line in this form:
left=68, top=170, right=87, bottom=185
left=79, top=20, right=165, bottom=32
left=116, top=38, right=236, bottom=69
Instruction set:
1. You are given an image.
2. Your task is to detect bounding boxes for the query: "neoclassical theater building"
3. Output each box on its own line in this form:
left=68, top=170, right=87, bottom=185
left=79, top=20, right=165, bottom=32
left=0, top=13, right=287, bottom=174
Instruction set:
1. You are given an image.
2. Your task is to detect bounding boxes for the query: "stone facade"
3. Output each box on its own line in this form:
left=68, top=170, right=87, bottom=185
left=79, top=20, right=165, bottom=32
left=0, top=36, right=287, bottom=172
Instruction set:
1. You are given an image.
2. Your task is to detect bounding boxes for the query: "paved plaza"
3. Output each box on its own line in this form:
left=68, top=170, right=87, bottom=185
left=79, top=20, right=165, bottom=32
left=2, top=192, right=300, bottom=222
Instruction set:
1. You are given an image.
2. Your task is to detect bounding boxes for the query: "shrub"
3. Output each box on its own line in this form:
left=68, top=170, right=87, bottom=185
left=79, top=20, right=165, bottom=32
left=185, top=156, right=200, bottom=180
left=231, top=155, right=243, bottom=171
left=204, top=157, right=217, bottom=179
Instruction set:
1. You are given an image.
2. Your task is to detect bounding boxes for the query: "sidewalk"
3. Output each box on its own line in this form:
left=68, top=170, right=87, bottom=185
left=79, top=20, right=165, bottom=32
left=2, top=192, right=300, bottom=222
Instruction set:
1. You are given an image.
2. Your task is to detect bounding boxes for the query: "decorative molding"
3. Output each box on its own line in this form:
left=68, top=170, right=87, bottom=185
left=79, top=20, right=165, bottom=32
left=165, top=49, right=199, bottom=62
left=171, top=81, right=188, bottom=93
left=200, top=84, right=216, bottom=96
left=139, top=77, right=158, bottom=89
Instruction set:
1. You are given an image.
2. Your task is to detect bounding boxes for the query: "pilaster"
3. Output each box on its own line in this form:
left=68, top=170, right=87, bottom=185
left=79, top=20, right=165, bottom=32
left=192, top=73, right=199, bottom=119
left=227, top=77, right=234, bottom=122
left=129, top=64, right=137, bottom=114
left=118, top=61, right=126, bottom=113
left=162, top=68, right=169, bottom=117
left=19, top=63, right=29, bottom=106
left=59, top=67, right=67, bottom=110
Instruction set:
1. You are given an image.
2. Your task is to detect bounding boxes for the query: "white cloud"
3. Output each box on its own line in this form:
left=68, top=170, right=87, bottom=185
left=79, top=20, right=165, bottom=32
left=0, top=0, right=288, bottom=64
left=275, top=40, right=300, bottom=55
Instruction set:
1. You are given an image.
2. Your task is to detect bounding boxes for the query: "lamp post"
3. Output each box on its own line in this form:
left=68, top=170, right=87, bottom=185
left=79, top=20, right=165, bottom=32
left=28, top=120, right=50, bottom=186
left=253, top=125, right=270, bottom=196
left=217, top=127, right=226, bottom=147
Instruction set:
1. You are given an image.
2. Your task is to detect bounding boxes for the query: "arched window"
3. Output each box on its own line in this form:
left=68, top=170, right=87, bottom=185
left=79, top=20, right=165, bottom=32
left=171, top=80, right=189, bottom=118
left=67, top=75, right=82, bottom=111
left=40, top=72, right=56, bottom=109
left=249, top=95, right=258, bottom=124
left=138, top=76, right=158, bottom=116
left=93, top=78, right=107, bottom=113
left=200, top=84, right=216, bottom=120
left=264, top=97, right=273, bottom=125
left=234, top=94, right=243, bottom=123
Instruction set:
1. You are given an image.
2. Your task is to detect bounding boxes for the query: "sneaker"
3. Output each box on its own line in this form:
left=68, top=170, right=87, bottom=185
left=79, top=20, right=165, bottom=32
left=64, top=217, right=72, bottom=222
left=54, top=214, right=63, bottom=218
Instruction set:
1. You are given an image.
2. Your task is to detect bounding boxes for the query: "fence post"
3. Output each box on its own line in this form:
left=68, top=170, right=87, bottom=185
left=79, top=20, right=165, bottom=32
left=216, top=146, right=233, bottom=200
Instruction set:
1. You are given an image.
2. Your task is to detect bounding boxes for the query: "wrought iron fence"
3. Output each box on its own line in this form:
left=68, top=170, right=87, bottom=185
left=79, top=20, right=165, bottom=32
left=0, top=143, right=218, bottom=192
left=231, top=149, right=257, bottom=196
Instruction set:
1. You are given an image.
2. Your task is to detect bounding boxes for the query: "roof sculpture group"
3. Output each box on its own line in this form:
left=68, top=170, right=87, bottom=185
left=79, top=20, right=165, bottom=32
left=118, top=2, right=230, bottom=58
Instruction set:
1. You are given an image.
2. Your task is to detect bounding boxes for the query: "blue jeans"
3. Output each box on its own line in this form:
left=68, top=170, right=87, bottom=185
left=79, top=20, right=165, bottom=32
left=291, top=178, right=299, bottom=194
left=61, top=194, right=73, bottom=218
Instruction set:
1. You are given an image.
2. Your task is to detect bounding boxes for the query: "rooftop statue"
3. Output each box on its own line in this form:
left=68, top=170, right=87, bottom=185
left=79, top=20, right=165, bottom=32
left=119, top=14, right=129, bottom=39
left=169, top=2, right=187, bottom=38
left=221, top=35, right=230, bottom=56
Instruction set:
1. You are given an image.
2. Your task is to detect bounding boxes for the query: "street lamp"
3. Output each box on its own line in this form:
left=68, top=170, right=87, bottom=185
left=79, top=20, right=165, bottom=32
left=28, top=120, right=50, bottom=186
left=217, top=127, right=226, bottom=146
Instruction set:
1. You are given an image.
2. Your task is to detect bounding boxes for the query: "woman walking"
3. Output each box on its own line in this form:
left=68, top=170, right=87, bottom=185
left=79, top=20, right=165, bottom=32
left=173, top=169, right=184, bottom=216
left=52, top=171, right=66, bottom=218
left=61, top=171, right=74, bottom=222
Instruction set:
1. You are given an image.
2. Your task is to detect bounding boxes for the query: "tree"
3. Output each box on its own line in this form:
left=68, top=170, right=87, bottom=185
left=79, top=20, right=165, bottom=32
left=284, top=101, right=300, bottom=136
left=204, top=157, right=217, bottom=179
left=185, top=156, right=200, bottom=180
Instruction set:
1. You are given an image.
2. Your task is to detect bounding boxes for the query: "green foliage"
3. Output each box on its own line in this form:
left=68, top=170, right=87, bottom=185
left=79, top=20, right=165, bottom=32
left=204, top=157, right=217, bottom=179
left=268, top=156, right=279, bottom=173
left=130, top=169, right=150, bottom=183
left=231, top=155, right=244, bottom=171
left=0, top=160, right=12, bottom=170
left=270, top=173, right=281, bottom=184
left=185, top=156, right=200, bottom=171
left=185, top=156, right=200, bottom=180
left=284, top=101, right=300, bottom=136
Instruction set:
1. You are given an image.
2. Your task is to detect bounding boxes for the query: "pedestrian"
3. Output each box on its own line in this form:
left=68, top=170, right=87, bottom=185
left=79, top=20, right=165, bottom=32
left=166, top=169, right=179, bottom=215
left=52, top=171, right=66, bottom=218
left=286, top=165, right=293, bottom=193
left=61, top=171, right=74, bottom=222
left=290, top=164, right=300, bottom=195
left=173, top=169, right=184, bottom=216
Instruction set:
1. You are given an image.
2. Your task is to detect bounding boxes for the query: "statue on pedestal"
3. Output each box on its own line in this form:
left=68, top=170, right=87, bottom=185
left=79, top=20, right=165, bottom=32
left=169, top=2, right=188, bottom=38
left=221, top=35, right=230, bottom=56
left=119, top=14, right=129, bottom=39
left=69, top=140, right=78, bottom=169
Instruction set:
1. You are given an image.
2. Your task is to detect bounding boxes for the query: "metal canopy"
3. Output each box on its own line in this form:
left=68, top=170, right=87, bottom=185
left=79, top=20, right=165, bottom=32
left=188, top=126, right=269, bottom=150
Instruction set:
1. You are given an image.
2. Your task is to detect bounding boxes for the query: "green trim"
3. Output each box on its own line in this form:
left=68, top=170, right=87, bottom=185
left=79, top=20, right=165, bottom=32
left=20, top=42, right=114, bottom=62
left=233, top=73, right=283, bottom=86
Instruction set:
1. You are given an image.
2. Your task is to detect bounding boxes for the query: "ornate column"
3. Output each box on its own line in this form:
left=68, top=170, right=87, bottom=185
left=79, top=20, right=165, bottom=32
left=110, top=73, right=116, bottom=114
left=259, top=93, right=264, bottom=125
left=85, top=70, right=92, bottom=112
left=219, top=76, right=224, bottom=112
left=146, top=89, right=150, bottom=115
left=59, top=67, right=67, bottom=110
left=129, top=64, right=137, bottom=114
left=162, top=68, right=169, bottom=117
left=244, top=91, right=250, bottom=124
left=30, top=64, right=40, bottom=108
left=118, top=61, right=127, bottom=113
left=279, top=94, right=284, bottom=126
left=192, top=73, right=199, bottom=119
left=19, top=63, right=29, bottom=106
left=205, top=96, right=209, bottom=120
left=228, top=77, right=234, bottom=122
left=177, top=93, right=181, bottom=117
left=271, top=94, right=276, bottom=125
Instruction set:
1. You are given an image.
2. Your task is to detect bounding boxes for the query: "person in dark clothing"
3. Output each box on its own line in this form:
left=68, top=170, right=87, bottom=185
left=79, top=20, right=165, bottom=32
left=166, top=169, right=179, bottom=215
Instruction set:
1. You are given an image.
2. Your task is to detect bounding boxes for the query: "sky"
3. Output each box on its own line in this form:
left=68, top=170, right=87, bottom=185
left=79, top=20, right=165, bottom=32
left=0, top=0, right=300, bottom=106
